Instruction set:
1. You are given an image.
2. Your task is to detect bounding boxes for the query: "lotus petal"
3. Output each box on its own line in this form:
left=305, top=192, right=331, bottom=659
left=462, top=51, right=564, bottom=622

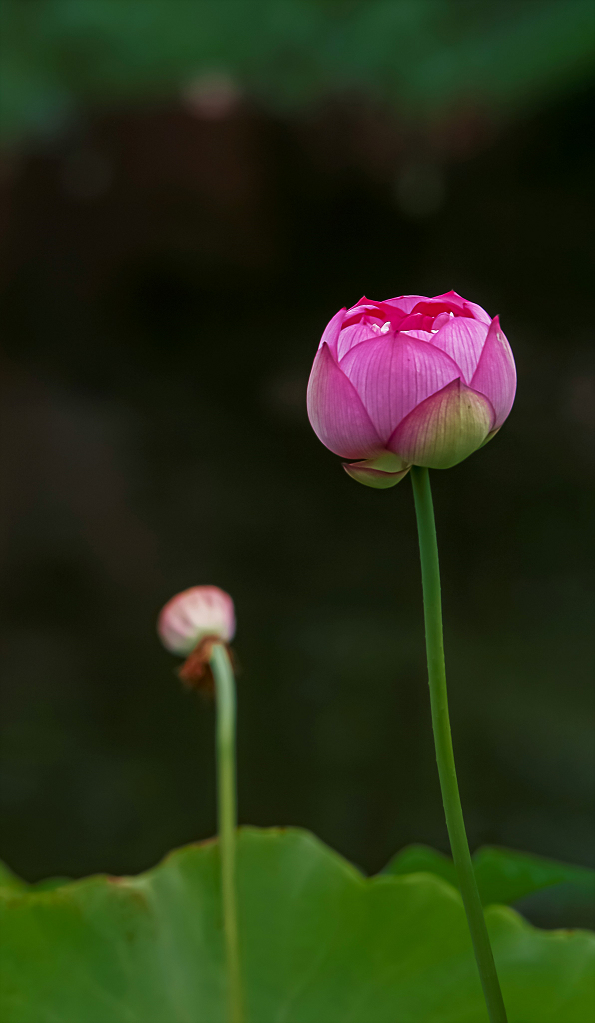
left=340, top=334, right=461, bottom=442
left=435, top=291, right=491, bottom=324
left=347, top=296, right=430, bottom=331
left=379, top=295, right=429, bottom=314
left=319, top=307, right=347, bottom=356
left=307, top=343, right=382, bottom=458
left=411, top=293, right=469, bottom=319
left=399, top=330, right=434, bottom=341
left=343, top=454, right=413, bottom=488
left=336, top=320, right=380, bottom=360
left=389, top=378, right=495, bottom=469
left=398, top=313, right=437, bottom=332
left=434, top=290, right=491, bottom=324
left=430, top=316, right=489, bottom=383
left=470, top=316, right=516, bottom=429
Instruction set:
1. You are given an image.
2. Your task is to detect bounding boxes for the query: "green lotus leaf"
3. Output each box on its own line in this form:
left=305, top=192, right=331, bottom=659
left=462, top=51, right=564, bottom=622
left=1, top=828, right=593, bottom=1023
left=0, top=862, right=27, bottom=894
left=383, top=843, right=595, bottom=907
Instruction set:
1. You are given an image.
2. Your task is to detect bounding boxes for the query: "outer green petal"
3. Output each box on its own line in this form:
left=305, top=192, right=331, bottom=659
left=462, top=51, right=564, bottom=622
left=389, top=378, right=495, bottom=469
left=343, top=451, right=411, bottom=489
left=343, top=462, right=410, bottom=489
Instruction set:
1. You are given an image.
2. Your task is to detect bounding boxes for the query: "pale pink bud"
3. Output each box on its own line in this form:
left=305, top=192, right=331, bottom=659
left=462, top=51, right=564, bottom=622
left=158, top=586, right=235, bottom=656
left=307, top=291, right=516, bottom=477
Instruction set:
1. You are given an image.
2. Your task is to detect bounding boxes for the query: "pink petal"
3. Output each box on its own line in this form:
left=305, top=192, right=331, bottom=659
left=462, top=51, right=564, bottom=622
left=307, top=343, right=383, bottom=458
left=398, top=312, right=436, bottom=332
left=459, top=297, right=491, bottom=325
left=343, top=301, right=387, bottom=329
left=347, top=296, right=430, bottom=330
left=319, top=307, right=347, bottom=356
left=336, top=320, right=380, bottom=360
left=348, top=292, right=491, bottom=326
left=427, top=291, right=490, bottom=323
left=346, top=295, right=375, bottom=313
left=430, top=316, right=489, bottom=383
left=400, top=329, right=434, bottom=341
left=431, top=311, right=453, bottom=331
left=339, top=333, right=461, bottom=442
left=411, top=294, right=469, bottom=319
left=380, top=295, right=429, bottom=314
left=389, top=378, right=495, bottom=469
left=470, top=316, right=516, bottom=429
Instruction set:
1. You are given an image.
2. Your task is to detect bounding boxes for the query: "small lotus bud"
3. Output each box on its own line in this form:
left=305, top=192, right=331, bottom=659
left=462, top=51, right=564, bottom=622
left=307, top=292, right=516, bottom=472
left=158, top=586, right=236, bottom=693
left=158, top=586, right=235, bottom=655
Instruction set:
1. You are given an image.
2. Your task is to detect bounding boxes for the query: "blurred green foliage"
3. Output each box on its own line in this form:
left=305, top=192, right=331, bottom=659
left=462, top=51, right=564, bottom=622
left=384, top=844, right=595, bottom=909
left=2, top=828, right=594, bottom=1023
left=1, top=0, right=594, bottom=145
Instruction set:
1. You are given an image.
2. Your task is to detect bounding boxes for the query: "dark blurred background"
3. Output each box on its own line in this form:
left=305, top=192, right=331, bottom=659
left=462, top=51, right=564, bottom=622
left=0, top=0, right=593, bottom=925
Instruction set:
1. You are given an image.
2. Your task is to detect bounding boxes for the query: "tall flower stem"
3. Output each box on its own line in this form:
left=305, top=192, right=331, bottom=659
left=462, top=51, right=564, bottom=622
left=410, top=466, right=507, bottom=1023
left=209, top=643, right=243, bottom=1023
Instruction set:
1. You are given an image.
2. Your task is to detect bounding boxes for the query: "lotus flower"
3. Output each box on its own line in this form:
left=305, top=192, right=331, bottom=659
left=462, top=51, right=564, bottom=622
left=307, top=291, right=516, bottom=487
left=158, top=586, right=236, bottom=656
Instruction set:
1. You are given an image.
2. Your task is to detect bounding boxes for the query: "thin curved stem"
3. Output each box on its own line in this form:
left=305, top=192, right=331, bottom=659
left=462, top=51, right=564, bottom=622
left=209, top=643, right=244, bottom=1023
left=410, top=466, right=507, bottom=1023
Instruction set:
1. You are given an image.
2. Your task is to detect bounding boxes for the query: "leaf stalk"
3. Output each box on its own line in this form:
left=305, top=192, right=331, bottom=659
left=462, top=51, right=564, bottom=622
left=210, top=642, right=244, bottom=1023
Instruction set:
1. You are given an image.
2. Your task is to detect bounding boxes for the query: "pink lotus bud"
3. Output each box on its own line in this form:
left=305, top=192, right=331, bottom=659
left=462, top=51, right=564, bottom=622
left=158, top=586, right=236, bottom=656
left=307, top=291, right=516, bottom=475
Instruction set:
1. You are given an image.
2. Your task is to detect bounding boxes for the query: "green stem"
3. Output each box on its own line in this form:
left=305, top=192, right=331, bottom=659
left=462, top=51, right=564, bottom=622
left=209, top=643, right=244, bottom=1023
left=410, top=466, right=507, bottom=1023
